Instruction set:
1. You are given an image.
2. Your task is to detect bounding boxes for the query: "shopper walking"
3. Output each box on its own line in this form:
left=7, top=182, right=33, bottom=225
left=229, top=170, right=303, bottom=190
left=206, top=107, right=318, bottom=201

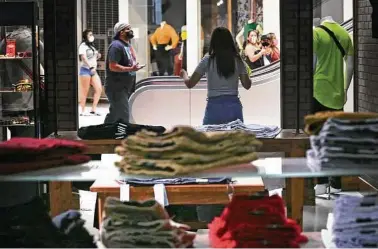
left=78, top=29, right=102, bottom=116
left=104, top=22, right=143, bottom=124
left=180, top=27, right=251, bottom=125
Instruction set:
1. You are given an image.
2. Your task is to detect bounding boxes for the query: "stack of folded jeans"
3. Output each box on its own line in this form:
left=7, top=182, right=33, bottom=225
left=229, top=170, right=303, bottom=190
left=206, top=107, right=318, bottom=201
left=0, top=137, right=91, bottom=174
left=196, top=119, right=281, bottom=138
left=99, top=197, right=196, bottom=248
left=307, top=118, right=378, bottom=171
left=78, top=122, right=166, bottom=140
left=208, top=194, right=308, bottom=248
left=304, top=111, right=378, bottom=135
left=115, top=126, right=262, bottom=176
left=325, top=194, right=378, bottom=248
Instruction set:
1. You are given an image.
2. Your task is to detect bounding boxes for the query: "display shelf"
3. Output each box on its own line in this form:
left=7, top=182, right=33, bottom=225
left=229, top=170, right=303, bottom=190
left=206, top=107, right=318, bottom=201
left=1, top=157, right=378, bottom=181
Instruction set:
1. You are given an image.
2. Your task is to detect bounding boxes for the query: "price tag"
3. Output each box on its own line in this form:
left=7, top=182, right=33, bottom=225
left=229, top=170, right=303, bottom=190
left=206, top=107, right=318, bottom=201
left=120, top=184, right=130, bottom=201
left=153, top=184, right=169, bottom=206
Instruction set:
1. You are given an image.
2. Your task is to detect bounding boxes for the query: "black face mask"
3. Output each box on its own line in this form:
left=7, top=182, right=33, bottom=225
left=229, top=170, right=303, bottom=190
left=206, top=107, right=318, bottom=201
left=126, top=30, right=134, bottom=39
left=262, top=42, right=270, bottom=47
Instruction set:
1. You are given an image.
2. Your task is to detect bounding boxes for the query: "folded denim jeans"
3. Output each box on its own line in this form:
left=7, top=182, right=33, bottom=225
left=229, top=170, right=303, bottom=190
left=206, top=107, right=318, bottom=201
left=118, top=177, right=232, bottom=186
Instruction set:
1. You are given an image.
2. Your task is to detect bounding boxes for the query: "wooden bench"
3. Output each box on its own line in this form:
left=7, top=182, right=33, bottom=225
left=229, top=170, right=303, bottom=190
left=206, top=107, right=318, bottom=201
left=48, top=129, right=310, bottom=225
left=90, top=178, right=265, bottom=229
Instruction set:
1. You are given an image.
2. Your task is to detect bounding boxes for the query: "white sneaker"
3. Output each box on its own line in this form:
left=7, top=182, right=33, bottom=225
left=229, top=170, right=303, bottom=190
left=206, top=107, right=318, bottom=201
left=315, top=184, right=328, bottom=195
left=329, top=186, right=342, bottom=194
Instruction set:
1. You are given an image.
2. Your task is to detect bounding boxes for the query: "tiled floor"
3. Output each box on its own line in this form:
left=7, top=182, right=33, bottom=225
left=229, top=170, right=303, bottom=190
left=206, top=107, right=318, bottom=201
left=78, top=103, right=109, bottom=128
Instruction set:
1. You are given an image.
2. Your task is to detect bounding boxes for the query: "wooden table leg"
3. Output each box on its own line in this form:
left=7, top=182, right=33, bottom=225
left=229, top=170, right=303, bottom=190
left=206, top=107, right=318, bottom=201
left=49, top=181, right=73, bottom=217
left=286, top=178, right=305, bottom=227
left=97, top=193, right=106, bottom=226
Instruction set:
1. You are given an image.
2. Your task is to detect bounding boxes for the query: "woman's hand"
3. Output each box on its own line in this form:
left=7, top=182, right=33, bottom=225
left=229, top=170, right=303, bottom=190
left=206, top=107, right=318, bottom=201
left=180, top=69, right=188, bottom=79
left=90, top=67, right=96, bottom=75
left=97, top=53, right=102, bottom=59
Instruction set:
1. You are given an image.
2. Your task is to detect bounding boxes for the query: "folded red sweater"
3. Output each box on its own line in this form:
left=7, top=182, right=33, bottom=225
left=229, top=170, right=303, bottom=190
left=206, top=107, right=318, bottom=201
left=0, top=138, right=90, bottom=174
left=0, top=137, right=88, bottom=162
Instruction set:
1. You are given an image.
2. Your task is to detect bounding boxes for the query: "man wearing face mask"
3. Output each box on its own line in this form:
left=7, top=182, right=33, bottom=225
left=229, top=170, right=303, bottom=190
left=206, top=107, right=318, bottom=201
left=104, top=22, right=144, bottom=124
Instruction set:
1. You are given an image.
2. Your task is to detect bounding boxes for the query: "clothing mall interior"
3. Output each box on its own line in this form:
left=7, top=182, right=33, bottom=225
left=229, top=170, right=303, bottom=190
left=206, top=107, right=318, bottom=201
left=1, top=0, right=378, bottom=247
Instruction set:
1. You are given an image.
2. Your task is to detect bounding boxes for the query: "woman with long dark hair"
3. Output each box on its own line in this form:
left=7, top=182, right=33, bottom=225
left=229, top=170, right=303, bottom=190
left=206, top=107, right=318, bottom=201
left=180, top=27, right=251, bottom=125
left=78, top=29, right=102, bottom=116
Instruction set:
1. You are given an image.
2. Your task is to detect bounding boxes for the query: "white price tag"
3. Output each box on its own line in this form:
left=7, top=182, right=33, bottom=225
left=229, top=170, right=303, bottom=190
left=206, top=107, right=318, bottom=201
left=196, top=178, right=208, bottom=183
left=120, top=184, right=130, bottom=201
left=153, top=184, right=169, bottom=206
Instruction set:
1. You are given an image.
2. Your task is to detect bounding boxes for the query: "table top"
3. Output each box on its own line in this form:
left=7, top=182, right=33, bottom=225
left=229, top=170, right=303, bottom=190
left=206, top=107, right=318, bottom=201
left=1, top=157, right=375, bottom=181
left=194, top=230, right=324, bottom=248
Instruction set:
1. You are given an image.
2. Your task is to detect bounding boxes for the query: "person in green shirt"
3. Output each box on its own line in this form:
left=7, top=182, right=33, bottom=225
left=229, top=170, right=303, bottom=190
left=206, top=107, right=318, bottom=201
left=312, top=16, right=354, bottom=196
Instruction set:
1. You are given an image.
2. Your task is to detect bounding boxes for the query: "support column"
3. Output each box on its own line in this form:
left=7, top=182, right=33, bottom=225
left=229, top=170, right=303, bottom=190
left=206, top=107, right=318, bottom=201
left=187, top=0, right=201, bottom=75
left=118, top=0, right=129, bottom=23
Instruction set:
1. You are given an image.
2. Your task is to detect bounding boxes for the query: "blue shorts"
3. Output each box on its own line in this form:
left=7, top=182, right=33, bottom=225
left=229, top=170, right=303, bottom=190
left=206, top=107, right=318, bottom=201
left=203, top=95, right=243, bottom=125
left=79, top=67, right=95, bottom=76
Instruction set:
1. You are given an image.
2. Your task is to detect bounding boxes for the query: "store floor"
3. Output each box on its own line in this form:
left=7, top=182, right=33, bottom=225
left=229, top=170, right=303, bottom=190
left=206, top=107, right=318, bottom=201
left=78, top=103, right=109, bottom=128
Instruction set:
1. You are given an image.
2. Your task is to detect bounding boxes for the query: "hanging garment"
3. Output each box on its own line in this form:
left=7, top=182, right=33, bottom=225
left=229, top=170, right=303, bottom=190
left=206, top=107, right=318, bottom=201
left=150, top=24, right=179, bottom=49
left=77, top=122, right=166, bottom=140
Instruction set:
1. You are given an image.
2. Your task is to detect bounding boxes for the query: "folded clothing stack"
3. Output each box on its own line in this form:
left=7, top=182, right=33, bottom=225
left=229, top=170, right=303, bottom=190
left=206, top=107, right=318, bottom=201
left=307, top=117, right=378, bottom=170
left=99, top=197, right=196, bottom=248
left=0, top=137, right=91, bottom=174
left=208, top=195, right=308, bottom=248
left=77, top=122, right=166, bottom=140
left=323, top=194, right=378, bottom=248
left=196, top=119, right=281, bottom=138
left=115, top=126, right=262, bottom=176
left=304, top=111, right=378, bottom=135
left=117, top=177, right=232, bottom=186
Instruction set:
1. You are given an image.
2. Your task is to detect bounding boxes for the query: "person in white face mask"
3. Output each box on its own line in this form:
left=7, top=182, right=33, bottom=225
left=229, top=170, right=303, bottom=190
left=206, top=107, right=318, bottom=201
left=243, top=29, right=265, bottom=70
left=78, top=29, right=103, bottom=116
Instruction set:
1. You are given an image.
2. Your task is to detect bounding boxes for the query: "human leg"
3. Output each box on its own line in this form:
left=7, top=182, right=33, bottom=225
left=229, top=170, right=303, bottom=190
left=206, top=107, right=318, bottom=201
left=90, top=73, right=102, bottom=115
left=78, top=68, right=92, bottom=115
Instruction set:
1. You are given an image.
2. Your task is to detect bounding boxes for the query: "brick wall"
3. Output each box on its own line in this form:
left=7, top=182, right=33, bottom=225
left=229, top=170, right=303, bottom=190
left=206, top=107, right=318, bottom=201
left=42, top=0, right=78, bottom=136
left=280, top=0, right=313, bottom=128
left=356, top=0, right=378, bottom=112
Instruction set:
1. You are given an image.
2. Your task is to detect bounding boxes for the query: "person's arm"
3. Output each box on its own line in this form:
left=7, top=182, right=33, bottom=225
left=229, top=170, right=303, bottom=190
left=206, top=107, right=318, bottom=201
left=108, top=44, right=138, bottom=72
left=245, top=44, right=264, bottom=62
left=180, top=55, right=209, bottom=88
left=236, top=28, right=245, bottom=50
left=237, top=57, right=252, bottom=90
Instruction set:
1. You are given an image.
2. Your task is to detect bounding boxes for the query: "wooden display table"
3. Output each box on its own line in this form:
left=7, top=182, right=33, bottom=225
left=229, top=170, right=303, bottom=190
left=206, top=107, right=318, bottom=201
left=90, top=178, right=265, bottom=229
left=48, top=129, right=310, bottom=225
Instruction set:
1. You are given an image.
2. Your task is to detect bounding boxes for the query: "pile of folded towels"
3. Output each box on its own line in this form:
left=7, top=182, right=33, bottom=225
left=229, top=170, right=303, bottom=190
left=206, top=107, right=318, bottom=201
left=115, top=126, right=262, bottom=176
left=196, top=119, right=281, bottom=138
left=78, top=122, right=166, bottom=140
left=99, top=197, right=196, bottom=248
left=306, top=116, right=378, bottom=170
left=322, top=194, right=378, bottom=248
left=0, top=138, right=90, bottom=174
left=208, top=194, right=308, bottom=248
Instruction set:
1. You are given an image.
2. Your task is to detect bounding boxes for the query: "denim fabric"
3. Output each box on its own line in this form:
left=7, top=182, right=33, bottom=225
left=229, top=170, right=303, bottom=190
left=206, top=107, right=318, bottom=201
left=119, top=177, right=232, bottom=186
left=197, top=119, right=281, bottom=138
left=203, top=95, right=243, bottom=125
left=104, top=87, right=130, bottom=124
left=0, top=197, right=81, bottom=248
left=79, top=67, right=95, bottom=76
